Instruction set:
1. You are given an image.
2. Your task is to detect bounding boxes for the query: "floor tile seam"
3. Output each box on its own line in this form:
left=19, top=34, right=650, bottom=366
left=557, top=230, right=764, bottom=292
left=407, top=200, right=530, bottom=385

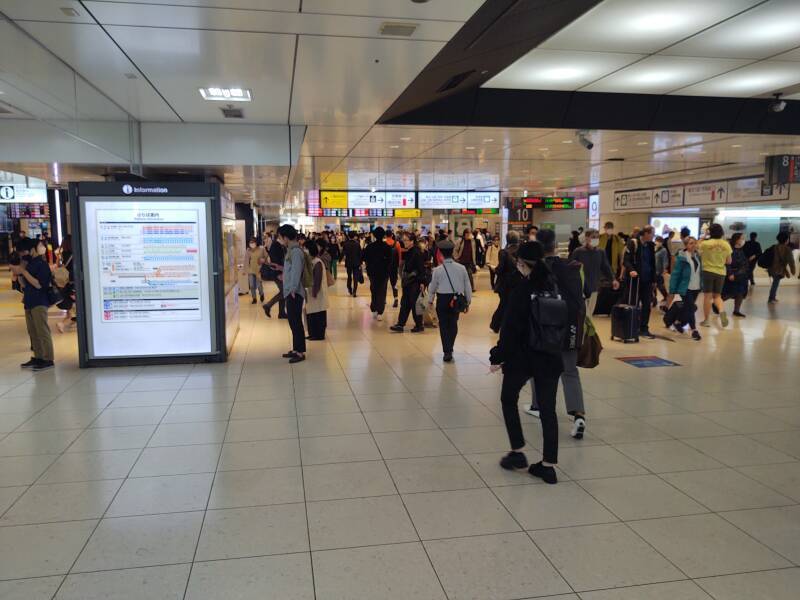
left=53, top=370, right=189, bottom=598
left=328, top=345, right=448, bottom=600
left=712, top=505, right=800, bottom=567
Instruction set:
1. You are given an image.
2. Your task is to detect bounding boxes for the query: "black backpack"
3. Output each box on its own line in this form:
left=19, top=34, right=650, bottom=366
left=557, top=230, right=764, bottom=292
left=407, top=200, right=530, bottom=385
left=757, top=245, right=775, bottom=270
left=527, top=277, right=569, bottom=356
left=545, top=257, right=586, bottom=351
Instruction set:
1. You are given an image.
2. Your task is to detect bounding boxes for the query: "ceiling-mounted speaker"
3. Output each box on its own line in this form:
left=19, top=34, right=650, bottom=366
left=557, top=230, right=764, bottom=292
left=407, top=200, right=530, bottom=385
left=380, top=22, right=418, bottom=37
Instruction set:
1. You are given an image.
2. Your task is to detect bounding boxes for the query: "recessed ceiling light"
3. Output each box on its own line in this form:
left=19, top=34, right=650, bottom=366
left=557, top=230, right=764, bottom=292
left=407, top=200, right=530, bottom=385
left=731, top=144, right=742, bottom=148
left=759, top=152, right=769, bottom=156
left=562, top=140, right=573, bottom=144
left=483, top=138, right=494, bottom=143
left=608, top=148, right=619, bottom=152
left=636, top=142, right=648, bottom=146
left=400, top=137, right=411, bottom=142
left=465, top=146, right=475, bottom=150
left=199, top=87, right=252, bottom=102
left=389, top=145, right=400, bottom=149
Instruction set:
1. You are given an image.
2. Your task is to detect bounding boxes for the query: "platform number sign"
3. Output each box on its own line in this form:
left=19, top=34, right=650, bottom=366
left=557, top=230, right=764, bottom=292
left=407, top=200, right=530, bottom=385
left=0, top=185, right=15, bottom=201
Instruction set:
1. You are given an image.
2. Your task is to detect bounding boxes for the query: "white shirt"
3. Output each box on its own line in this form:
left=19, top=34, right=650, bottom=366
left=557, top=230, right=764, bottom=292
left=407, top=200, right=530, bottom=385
left=427, top=259, right=472, bottom=304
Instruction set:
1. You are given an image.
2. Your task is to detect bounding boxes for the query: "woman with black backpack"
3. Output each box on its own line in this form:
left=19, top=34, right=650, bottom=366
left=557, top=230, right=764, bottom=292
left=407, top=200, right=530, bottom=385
left=490, top=241, right=565, bottom=484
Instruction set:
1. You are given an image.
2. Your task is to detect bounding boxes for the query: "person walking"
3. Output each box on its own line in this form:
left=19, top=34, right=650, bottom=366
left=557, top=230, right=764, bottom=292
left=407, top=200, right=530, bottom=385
left=567, top=230, right=581, bottom=256
left=742, top=232, right=762, bottom=287
left=427, top=239, right=471, bottom=362
left=490, top=230, right=522, bottom=333
left=698, top=223, right=732, bottom=327
left=723, top=233, right=749, bottom=318
left=668, top=237, right=702, bottom=341
left=362, top=227, right=392, bottom=321
left=654, top=236, right=670, bottom=308
left=277, top=225, right=306, bottom=363
left=10, top=238, right=55, bottom=371
left=305, top=240, right=329, bottom=341
left=525, top=229, right=588, bottom=439
left=386, top=231, right=401, bottom=308
left=263, top=233, right=287, bottom=319
left=569, top=228, right=618, bottom=317
left=598, top=221, right=625, bottom=278
left=342, top=231, right=362, bottom=297
left=491, top=241, right=564, bottom=484
left=623, top=225, right=658, bottom=338
left=327, top=233, right=341, bottom=281
left=55, top=235, right=75, bottom=333
left=767, top=231, right=797, bottom=304
left=390, top=232, right=426, bottom=334
left=246, top=237, right=268, bottom=305
left=454, top=229, right=477, bottom=292
left=485, top=235, right=500, bottom=290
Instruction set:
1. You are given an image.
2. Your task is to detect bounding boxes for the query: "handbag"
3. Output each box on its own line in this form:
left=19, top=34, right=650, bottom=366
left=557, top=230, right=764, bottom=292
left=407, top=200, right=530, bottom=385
left=356, top=267, right=364, bottom=284
left=46, top=284, right=62, bottom=307
left=442, top=262, right=469, bottom=313
left=53, top=255, right=72, bottom=289
left=577, top=316, right=603, bottom=368
left=401, top=269, right=417, bottom=288
left=325, top=268, right=335, bottom=287
left=260, top=264, right=276, bottom=281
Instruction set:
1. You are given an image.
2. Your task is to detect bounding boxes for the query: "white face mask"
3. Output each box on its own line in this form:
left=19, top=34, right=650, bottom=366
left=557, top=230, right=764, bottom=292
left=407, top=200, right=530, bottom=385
left=249, top=243, right=256, bottom=249
left=590, top=238, right=600, bottom=248
left=605, top=229, right=614, bottom=235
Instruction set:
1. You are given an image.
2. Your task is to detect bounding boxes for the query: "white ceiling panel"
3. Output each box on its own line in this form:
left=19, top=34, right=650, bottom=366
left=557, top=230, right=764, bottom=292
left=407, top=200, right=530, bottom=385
left=0, top=0, right=91, bottom=22
left=484, top=49, right=643, bottom=91
left=107, top=26, right=295, bottom=123
left=95, top=0, right=299, bottom=9
left=539, top=0, right=762, bottom=54
left=302, top=0, right=483, bottom=21
left=18, top=22, right=178, bottom=122
left=83, top=2, right=460, bottom=41
left=291, top=35, right=444, bottom=126
left=775, top=47, right=800, bottom=61
left=664, top=0, right=800, bottom=60
left=674, top=60, right=800, bottom=97
left=582, top=56, right=752, bottom=94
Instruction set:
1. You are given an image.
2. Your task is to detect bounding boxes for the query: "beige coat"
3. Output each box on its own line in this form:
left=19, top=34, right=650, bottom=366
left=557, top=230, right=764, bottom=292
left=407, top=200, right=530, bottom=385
left=305, top=258, right=329, bottom=314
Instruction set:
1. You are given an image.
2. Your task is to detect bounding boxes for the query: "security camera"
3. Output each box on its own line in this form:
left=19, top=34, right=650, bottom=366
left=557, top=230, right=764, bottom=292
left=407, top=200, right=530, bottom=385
left=576, top=130, right=594, bottom=150
left=769, top=93, right=786, bottom=113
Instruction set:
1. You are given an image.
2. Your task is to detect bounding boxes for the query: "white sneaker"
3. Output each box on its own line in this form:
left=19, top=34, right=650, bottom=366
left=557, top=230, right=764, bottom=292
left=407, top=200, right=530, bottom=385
left=372, top=311, right=378, bottom=320
left=376, top=314, right=383, bottom=322
left=524, top=405, right=540, bottom=418
left=571, top=417, right=586, bottom=439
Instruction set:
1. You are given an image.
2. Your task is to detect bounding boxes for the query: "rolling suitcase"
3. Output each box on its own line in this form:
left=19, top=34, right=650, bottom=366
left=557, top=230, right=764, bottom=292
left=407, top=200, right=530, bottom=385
left=611, top=281, right=641, bottom=343
left=593, top=284, right=621, bottom=316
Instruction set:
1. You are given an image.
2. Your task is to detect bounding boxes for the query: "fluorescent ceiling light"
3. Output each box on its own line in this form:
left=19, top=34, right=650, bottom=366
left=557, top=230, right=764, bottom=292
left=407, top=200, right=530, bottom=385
left=199, top=87, right=252, bottom=102
left=719, top=209, right=800, bottom=218
left=675, top=61, right=800, bottom=97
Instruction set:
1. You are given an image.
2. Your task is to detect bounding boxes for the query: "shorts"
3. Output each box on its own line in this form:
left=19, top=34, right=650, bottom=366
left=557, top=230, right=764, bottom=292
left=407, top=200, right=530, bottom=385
left=702, top=272, right=725, bottom=294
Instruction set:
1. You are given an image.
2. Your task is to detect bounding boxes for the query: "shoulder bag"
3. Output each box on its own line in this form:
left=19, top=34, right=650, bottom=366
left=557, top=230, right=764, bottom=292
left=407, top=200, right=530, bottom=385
left=442, top=262, right=469, bottom=313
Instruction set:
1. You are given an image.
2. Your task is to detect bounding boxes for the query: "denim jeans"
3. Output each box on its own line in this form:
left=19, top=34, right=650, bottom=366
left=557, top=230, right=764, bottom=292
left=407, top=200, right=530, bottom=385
left=248, top=273, right=263, bottom=300
left=768, top=274, right=783, bottom=302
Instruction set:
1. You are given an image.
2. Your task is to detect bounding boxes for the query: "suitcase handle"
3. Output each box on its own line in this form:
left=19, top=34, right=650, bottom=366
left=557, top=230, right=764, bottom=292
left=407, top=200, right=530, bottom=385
left=627, top=276, right=640, bottom=306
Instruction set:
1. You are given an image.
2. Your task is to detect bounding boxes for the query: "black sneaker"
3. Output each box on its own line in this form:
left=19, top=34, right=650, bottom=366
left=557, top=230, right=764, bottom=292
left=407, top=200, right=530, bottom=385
left=263, top=305, right=272, bottom=318
left=443, top=352, right=453, bottom=363
left=20, top=358, right=38, bottom=369
left=282, top=351, right=297, bottom=358
left=393, top=299, right=399, bottom=308
left=500, top=451, right=528, bottom=470
left=712, top=304, right=720, bottom=315
left=32, top=360, right=54, bottom=372
left=529, top=461, right=558, bottom=484
left=390, top=325, right=404, bottom=333
left=640, top=330, right=656, bottom=339
left=288, top=354, right=306, bottom=364
left=691, top=330, right=702, bottom=341
left=251, top=298, right=257, bottom=305
left=410, top=326, right=424, bottom=333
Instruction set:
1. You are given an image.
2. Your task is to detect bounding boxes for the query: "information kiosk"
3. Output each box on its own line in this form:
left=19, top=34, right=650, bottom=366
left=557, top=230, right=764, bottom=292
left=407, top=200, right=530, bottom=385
left=69, top=182, right=237, bottom=367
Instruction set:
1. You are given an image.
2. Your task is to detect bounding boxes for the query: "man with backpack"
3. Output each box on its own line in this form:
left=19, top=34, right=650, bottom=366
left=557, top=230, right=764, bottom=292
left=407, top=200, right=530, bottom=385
left=742, top=232, right=762, bottom=287
left=362, top=226, right=392, bottom=321
left=524, top=229, right=588, bottom=439
left=277, top=224, right=307, bottom=363
left=763, top=231, right=797, bottom=304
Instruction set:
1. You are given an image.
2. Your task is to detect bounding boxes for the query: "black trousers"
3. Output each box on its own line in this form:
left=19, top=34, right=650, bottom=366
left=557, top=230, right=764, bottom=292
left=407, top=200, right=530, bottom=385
left=747, top=261, right=756, bottom=285
left=389, top=271, right=399, bottom=299
left=307, top=311, right=327, bottom=340
left=264, top=279, right=286, bottom=316
left=285, top=294, right=306, bottom=353
left=500, top=367, right=560, bottom=464
left=397, top=282, right=423, bottom=328
left=370, top=276, right=388, bottom=315
left=490, top=293, right=508, bottom=334
left=435, top=294, right=459, bottom=353
left=639, top=279, right=654, bottom=332
left=346, top=265, right=359, bottom=295
left=682, top=289, right=699, bottom=330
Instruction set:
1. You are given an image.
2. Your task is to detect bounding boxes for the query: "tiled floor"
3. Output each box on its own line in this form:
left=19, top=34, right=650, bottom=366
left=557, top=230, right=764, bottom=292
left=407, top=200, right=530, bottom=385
left=1, top=272, right=799, bottom=599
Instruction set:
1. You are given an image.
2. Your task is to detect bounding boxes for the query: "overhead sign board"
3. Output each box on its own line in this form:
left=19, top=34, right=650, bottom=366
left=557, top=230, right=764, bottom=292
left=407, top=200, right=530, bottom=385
left=652, top=187, right=684, bottom=208
left=684, top=181, right=728, bottom=206
left=348, top=191, right=386, bottom=209
left=728, top=177, right=789, bottom=204
left=613, top=190, right=652, bottom=211
left=385, top=191, right=416, bottom=209
left=321, top=190, right=348, bottom=209
left=764, top=154, right=800, bottom=185
left=467, top=191, right=500, bottom=209
left=418, top=191, right=468, bottom=210
left=0, top=184, right=48, bottom=204
left=523, top=196, right=575, bottom=210
left=394, top=208, right=421, bottom=218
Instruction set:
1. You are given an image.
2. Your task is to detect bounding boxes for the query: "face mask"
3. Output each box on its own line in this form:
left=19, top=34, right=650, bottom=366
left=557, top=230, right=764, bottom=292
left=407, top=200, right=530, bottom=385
left=249, top=243, right=256, bottom=249
left=590, top=238, right=600, bottom=248
left=529, top=234, right=536, bottom=241
left=605, top=229, right=614, bottom=235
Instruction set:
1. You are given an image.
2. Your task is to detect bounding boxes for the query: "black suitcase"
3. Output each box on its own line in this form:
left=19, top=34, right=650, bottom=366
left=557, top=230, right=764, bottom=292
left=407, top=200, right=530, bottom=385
left=663, top=300, right=684, bottom=328
left=611, top=282, right=641, bottom=343
left=593, top=284, right=621, bottom=316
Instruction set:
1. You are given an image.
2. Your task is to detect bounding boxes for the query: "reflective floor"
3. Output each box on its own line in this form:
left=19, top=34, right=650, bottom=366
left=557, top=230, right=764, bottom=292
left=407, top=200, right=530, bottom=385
left=1, top=271, right=799, bottom=599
